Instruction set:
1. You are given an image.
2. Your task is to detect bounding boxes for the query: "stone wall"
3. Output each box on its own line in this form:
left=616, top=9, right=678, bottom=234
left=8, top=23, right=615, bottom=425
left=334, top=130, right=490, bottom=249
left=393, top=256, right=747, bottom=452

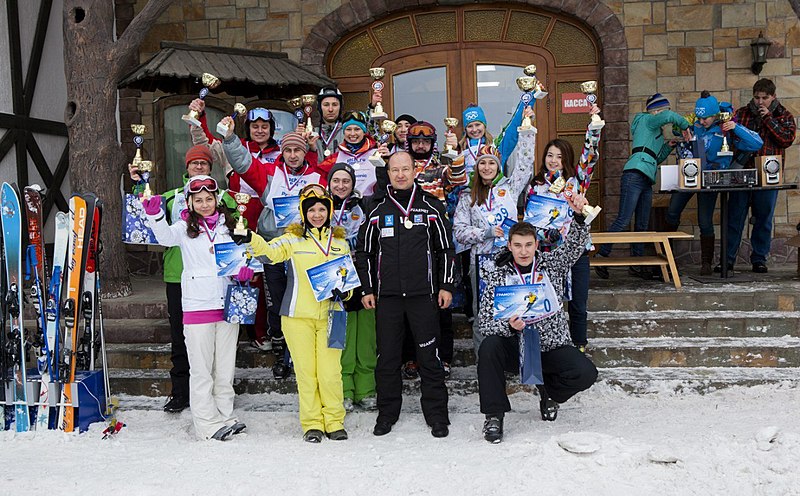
left=126, top=0, right=800, bottom=264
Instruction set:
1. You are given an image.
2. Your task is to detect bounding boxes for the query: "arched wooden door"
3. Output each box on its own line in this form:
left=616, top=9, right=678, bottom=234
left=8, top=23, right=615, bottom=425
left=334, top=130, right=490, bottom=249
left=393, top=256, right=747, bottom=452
left=327, top=5, right=605, bottom=217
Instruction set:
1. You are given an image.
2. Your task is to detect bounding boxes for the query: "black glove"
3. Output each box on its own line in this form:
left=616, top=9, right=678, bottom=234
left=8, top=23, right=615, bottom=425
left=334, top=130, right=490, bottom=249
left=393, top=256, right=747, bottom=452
left=231, top=230, right=252, bottom=245
left=330, top=288, right=345, bottom=301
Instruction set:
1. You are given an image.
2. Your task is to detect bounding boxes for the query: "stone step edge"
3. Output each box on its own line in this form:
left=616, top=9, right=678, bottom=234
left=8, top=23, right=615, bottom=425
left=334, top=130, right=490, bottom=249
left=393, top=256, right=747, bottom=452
left=589, top=310, right=800, bottom=320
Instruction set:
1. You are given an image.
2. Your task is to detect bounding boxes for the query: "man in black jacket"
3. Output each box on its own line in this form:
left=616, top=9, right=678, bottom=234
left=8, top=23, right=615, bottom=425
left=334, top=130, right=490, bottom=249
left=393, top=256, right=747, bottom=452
left=356, top=151, right=454, bottom=438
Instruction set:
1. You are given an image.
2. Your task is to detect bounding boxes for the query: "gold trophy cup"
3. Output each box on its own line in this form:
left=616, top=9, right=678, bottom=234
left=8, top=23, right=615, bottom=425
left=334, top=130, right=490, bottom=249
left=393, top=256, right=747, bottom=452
left=216, top=103, right=247, bottom=137
left=442, top=117, right=459, bottom=159
left=717, top=112, right=733, bottom=156
left=131, top=124, right=147, bottom=167
left=369, top=119, right=397, bottom=168
left=516, top=76, right=537, bottom=132
left=139, top=160, right=154, bottom=200
left=182, top=73, right=221, bottom=127
left=524, top=65, right=548, bottom=99
left=581, top=81, right=605, bottom=131
left=548, top=176, right=566, bottom=194
left=301, top=94, right=318, bottom=138
left=233, top=192, right=251, bottom=236
left=369, top=67, right=388, bottom=121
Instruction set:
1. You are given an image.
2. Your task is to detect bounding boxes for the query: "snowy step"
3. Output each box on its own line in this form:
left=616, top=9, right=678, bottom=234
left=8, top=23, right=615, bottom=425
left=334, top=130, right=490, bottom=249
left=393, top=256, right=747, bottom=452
left=588, top=286, right=800, bottom=312
left=588, top=336, right=800, bottom=368
left=588, top=311, right=800, bottom=339
left=108, top=365, right=800, bottom=398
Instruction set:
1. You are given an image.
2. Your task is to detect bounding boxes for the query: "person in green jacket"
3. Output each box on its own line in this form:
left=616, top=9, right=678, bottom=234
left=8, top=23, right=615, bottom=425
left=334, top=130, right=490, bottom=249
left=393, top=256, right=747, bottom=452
left=595, top=94, right=691, bottom=279
left=128, top=144, right=238, bottom=412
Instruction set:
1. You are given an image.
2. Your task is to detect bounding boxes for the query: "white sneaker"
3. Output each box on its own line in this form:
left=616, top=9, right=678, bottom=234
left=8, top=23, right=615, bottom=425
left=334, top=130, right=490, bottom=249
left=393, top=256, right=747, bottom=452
left=343, top=397, right=354, bottom=412
left=359, top=396, right=377, bottom=411
left=251, top=338, right=272, bottom=351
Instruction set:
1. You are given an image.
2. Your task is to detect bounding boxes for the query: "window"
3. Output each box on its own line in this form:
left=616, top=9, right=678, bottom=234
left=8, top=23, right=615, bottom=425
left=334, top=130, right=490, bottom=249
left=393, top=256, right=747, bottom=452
left=392, top=67, right=448, bottom=147
left=163, top=105, right=227, bottom=191
left=476, top=64, right=525, bottom=139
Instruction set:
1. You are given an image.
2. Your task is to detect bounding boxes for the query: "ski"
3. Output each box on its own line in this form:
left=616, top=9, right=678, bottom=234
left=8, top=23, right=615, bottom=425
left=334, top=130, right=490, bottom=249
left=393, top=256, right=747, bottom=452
left=1, top=182, right=29, bottom=432
left=45, top=211, right=69, bottom=429
left=0, top=207, right=7, bottom=430
left=23, top=186, right=50, bottom=429
left=58, top=193, right=95, bottom=432
left=77, top=196, right=101, bottom=371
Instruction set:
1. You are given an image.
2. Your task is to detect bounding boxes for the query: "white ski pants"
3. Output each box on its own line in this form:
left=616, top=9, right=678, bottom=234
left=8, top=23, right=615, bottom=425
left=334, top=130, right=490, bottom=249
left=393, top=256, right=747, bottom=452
left=184, top=321, right=239, bottom=440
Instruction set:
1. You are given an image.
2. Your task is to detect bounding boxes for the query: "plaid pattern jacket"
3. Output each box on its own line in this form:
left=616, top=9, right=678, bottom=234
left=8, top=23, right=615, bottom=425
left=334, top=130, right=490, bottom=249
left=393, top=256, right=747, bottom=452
left=734, top=101, right=796, bottom=165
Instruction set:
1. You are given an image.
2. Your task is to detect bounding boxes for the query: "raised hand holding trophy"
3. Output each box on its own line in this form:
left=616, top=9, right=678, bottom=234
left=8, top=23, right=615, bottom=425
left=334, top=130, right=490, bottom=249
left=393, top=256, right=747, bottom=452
left=369, top=119, right=397, bottom=168
left=442, top=117, right=459, bottom=159
left=564, top=189, right=602, bottom=225
left=717, top=112, right=734, bottom=157
left=516, top=75, right=536, bottom=132
left=581, top=81, right=605, bottom=131
left=182, top=73, right=220, bottom=127
left=233, top=193, right=251, bottom=236
left=301, top=94, right=318, bottom=138
left=216, top=103, right=247, bottom=137
left=139, top=160, right=155, bottom=200
left=369, top=67, right=388, bottom=121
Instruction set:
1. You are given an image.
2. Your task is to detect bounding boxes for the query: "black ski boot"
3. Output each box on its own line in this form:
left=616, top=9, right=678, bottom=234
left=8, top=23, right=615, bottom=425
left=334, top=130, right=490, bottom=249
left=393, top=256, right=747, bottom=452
left=537, top=385, right=559, bottom=421
left=483, top=415, right=504, bottom=444
left=163, top=395, right=189, bottom=413
left=271, top=337, right=292, bottom=380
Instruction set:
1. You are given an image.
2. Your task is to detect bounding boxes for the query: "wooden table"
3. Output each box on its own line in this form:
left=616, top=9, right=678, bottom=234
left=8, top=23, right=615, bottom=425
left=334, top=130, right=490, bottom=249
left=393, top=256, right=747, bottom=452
left=590, top=231, right=694, bottom=288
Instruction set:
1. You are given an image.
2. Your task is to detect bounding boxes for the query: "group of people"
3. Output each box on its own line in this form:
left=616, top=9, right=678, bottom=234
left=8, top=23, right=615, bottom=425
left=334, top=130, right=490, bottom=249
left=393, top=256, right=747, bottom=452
left=131, top=81, right=602, bottom=443
left=130, top=76, right=794, bottom=444
left=597, top=78, right=796, bottom=277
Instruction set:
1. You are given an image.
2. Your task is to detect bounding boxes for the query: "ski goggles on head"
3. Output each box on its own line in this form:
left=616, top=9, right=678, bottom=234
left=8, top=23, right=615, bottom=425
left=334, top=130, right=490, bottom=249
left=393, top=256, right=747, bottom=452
left=247, top=108, right=272, bottom=122
left=299, top=183, right=328, bottom=200
left=341, top=110, right=367, bottom=124
left=186, top=177, right=219, bottom=195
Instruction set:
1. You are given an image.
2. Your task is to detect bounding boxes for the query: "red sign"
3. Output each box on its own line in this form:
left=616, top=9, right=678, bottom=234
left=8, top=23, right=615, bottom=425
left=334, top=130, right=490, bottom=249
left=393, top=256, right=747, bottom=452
left=561, top=93, right=591, bottom=114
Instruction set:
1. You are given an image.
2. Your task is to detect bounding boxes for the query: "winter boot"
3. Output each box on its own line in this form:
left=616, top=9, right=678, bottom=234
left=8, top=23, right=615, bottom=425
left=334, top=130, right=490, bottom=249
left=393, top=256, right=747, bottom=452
left=483, top=415, right=504, bottom=444
left=700, top=235, right=715, bottom=276
left=537, top=385, right=559, bottom=421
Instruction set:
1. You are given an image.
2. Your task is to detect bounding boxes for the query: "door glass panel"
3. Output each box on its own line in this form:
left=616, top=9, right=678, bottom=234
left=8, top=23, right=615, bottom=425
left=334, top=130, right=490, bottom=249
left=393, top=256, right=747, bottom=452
left=163, top=105, right=227, bottom=191
left=392, top=67, right=448, bottom=149
left=476, top=64, right=524, bottom=138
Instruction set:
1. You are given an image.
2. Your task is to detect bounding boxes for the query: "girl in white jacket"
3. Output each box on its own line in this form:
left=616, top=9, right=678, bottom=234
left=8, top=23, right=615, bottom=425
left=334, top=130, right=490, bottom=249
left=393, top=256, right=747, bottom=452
left=453, top=113, right=536, bottom=353
left=142, top=175, right=248, bottom=441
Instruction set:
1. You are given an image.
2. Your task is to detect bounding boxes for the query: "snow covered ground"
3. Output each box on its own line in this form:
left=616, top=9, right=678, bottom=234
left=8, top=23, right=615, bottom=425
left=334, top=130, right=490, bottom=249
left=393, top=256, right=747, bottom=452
left=2, top=383, right=799, bottom=495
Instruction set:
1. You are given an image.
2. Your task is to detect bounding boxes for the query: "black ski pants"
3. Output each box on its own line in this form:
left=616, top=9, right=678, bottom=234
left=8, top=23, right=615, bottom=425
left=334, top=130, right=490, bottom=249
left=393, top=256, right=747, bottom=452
left=477, top=334, right=597, bottom=415
left=166, top=282, right=190, bottom=399
left=375, top=294, right=449, bottom=426
left=401, top=307, right=453, bottom=364
left=263, top=262, right=287, bottom=341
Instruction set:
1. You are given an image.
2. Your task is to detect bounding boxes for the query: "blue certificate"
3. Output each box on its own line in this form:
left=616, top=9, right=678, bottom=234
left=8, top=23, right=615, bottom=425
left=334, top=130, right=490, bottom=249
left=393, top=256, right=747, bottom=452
left=494, top=217, right=518, bottom=248
left=214, top=241, right=263, bottom=276
left=524, top=195, right=572, bottom=230
left=273, top=195, right=300, bottom=228
left=493, top=284, right=556, bottom=322
left=306, top=254, right=361, bottom=302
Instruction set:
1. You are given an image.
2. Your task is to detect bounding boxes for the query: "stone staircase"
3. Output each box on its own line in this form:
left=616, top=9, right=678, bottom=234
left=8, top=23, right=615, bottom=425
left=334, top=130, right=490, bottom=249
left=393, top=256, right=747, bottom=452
left=101, top=273, right=800, bottom=397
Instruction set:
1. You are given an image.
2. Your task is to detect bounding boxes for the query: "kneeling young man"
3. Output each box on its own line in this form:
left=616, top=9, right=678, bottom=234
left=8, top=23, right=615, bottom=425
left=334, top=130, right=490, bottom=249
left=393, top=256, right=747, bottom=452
left=477, top=194, right=598, bottom=443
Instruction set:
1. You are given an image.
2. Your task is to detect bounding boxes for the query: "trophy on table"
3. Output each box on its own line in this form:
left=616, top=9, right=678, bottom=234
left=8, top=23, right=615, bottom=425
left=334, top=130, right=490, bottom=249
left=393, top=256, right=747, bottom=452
left=182, top=73, right=220, bottom=127
left=524, top=65, right=548, bottom=100
left=288, top=97, right=304, bottom=125
left=581, top=80, right=605, bottom=131
left=717, top=112, right=734, bottom=157
left=131, top=124, right=147, bottom=168
left=301, top=94, right=318, bottom=138
left=442, top=117, right=460, bottom=159
left=233, top=192, right=251, bottom=236
left=369, top=67, right=388, bottom=121
left=369, top=119, right=397, bottom=168
left=216, top=103, right=247, bottom=137
left=515, top=74, right=537, bottom=132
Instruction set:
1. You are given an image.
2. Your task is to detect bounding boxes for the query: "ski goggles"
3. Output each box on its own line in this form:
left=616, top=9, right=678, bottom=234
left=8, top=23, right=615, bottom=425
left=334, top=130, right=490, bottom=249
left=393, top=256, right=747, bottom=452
left=186, top=177, right=219, bottom=195
left=299, top=183, right=328, bottom=200
left=247, top=108, right=272, bottom=122
left=341, top=111, right=367, bottom=124
left=407, top=122, right=437, bottom=139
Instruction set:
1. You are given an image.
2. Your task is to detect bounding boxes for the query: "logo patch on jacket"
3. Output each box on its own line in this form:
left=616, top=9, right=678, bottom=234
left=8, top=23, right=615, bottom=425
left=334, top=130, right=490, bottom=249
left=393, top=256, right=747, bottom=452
left=413, top=214, right=423, bottom=223
left=497, top=189, right=507, bottom=197
left=384, top=215, right=394, bottom=227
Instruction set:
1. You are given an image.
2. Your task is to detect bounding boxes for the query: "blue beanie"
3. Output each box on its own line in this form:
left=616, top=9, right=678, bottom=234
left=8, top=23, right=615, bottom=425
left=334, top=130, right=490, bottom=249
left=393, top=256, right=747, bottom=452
left=646, top=93, right=670, bottom=111
left=694, top=93, right=720, bottom=118
left=342, top=117, right=367, bottom=134
left=462, top=105, right=487, bottom=127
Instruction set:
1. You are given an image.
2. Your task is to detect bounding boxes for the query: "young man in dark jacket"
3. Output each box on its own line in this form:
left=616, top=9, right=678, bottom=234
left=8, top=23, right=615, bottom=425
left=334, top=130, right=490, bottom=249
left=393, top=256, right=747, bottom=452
left=477, top=206, right=598, bottom=443
left=721, top=78, right=797, bottom=273
left=356, top=152, right=455, bottom=438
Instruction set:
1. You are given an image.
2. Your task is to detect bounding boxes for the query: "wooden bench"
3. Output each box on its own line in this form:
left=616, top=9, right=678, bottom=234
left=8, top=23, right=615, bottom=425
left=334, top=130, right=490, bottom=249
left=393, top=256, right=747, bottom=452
left=590, top=231, right=694, bottom=288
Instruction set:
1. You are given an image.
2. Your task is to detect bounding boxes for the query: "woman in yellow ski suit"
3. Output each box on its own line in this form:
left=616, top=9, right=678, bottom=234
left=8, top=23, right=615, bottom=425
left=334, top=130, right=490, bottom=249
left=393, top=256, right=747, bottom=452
left=238, top=184, right=351, bottom=442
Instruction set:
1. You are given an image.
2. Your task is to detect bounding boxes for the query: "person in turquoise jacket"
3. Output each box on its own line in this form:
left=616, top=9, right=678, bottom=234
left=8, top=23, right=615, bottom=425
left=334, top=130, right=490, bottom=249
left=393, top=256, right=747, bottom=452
left=594, top=94, right=691, bottom=279
left=665, top=91, right=764, bottom=275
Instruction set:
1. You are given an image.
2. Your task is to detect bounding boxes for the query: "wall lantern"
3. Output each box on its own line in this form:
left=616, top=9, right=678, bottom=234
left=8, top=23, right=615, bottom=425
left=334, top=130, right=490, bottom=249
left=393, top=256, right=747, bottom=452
left=750, top=31, right=771, bottom=75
